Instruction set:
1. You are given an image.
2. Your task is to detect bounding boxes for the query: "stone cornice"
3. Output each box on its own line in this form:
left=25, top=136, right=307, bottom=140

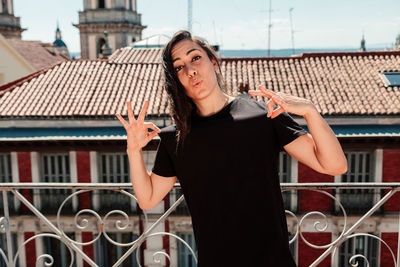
left=73, top=22, right=146, bottom=33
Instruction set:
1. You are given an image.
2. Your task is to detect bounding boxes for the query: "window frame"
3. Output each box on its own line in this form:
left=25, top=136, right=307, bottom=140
left=381, top=72, right=400, bottom=87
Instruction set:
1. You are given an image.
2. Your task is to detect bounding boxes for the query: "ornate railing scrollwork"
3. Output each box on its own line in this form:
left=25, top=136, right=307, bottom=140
left=0, top=182, right=399, bottom=267
left=13, top=233, right=75, bottom=267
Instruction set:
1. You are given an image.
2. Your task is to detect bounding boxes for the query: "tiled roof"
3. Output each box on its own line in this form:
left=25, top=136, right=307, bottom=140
left=109, top=47, right=162, bottom=63
left=0, top=49, right=400, bottom=118
left=0, top=59, right=167, bottom=117
left=6, top=39, right=68, bottom=70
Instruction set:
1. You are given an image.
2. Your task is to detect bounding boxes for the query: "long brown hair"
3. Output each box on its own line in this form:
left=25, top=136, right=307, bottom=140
left=162, top=30, right=224, bottom=147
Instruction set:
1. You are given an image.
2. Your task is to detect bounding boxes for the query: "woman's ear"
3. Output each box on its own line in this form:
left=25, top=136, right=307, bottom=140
left=211, top=58, right=218, bottom=71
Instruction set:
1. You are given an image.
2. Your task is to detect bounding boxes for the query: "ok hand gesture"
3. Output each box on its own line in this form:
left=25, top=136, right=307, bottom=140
left=248, top=85, right=316, bottom=119
left=116, top=101, right=161, bottom=152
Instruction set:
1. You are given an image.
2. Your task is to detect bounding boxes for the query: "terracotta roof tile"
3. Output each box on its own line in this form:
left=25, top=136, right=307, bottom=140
left=1, top=49, right=400, bottom=118
left=6, top=39, right=68, bottom=70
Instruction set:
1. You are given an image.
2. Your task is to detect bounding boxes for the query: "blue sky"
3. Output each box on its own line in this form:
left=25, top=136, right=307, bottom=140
left=13, top=0, right=400, bottom=53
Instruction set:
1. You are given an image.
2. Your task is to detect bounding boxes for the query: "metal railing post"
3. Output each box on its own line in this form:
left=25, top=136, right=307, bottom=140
left=2, top=190, right=14, bottom=267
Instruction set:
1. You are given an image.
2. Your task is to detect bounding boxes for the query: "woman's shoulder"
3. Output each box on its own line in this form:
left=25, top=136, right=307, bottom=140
left=232, top=93, right=269, bottom=115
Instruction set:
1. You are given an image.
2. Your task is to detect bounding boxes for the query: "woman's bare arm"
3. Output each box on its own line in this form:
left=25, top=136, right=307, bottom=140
left=249, top=85, right=347, bottom=175
left=116, top=101, right=177, bottom=210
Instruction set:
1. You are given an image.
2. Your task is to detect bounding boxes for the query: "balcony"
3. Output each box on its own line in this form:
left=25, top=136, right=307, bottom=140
left=0, top=182, right=399, bottom=267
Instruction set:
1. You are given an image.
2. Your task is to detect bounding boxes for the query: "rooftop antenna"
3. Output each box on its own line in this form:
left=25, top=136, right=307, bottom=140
left=267, top=0, right=273, bottom=56
left=213, top=20, right=218, bottom=45
left=289, top=7, right=295, bottom=55
left=188, top=0, right=193, bottom=33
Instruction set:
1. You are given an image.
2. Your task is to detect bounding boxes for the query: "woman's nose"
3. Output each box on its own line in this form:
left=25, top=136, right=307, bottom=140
left=187, top=65, right=197, bottom=77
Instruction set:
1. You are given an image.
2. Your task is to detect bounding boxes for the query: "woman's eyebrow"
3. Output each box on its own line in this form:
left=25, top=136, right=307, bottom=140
left=172, top=48, right=200, bottom=63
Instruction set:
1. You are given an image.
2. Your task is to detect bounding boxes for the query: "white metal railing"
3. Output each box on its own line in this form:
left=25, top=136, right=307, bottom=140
left=0, top=182, right=399, bottom=267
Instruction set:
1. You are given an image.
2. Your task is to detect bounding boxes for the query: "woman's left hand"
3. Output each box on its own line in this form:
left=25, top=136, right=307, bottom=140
left=248, top=85, right=316, bottom=119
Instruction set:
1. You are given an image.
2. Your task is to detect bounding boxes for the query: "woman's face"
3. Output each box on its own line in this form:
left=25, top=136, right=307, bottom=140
left=171, top=39, right=219, bottom=101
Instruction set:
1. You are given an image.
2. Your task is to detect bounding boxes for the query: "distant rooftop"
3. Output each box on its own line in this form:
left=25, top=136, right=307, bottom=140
left=132, top=34, right=170, bottom=48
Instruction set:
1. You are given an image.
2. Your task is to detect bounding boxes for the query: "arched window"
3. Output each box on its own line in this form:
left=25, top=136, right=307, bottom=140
left=97, top=38, right=106, bottom=57
left=98, top=0, right=105, bottom=9
left=2, top=0, right=8, bottom=14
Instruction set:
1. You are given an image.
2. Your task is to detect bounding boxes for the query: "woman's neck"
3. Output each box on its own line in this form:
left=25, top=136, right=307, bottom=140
left=193, top=90, right=232, bottom=117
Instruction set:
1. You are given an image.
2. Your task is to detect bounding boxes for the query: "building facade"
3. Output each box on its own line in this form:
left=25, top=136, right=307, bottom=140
left=0, top=48, right=400, bottom=266
left=0, top=0, right=24, bottom=39
left=74, top=0, right=145, bottom=59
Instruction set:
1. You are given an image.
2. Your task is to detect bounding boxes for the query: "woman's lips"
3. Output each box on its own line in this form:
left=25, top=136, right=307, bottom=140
left=193, top=80, right=202, bottom=87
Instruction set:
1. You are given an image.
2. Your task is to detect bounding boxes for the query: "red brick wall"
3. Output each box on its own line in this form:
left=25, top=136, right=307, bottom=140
left=163, top=196, right=170, bottom=267
left=298, top=163, right=334, bottom=212
left=24, top=232, right=36, bottom=266
left=382, top=150, right=400, bottom=211
left=82, top=232, right=95, bottom=267
left=76, top=152, right=91, bottom=209
left=380, top=233, right=398, bottom=267
left=298, top=232, right=331, bottom=267
left=17, top=152, right=32, bottom=211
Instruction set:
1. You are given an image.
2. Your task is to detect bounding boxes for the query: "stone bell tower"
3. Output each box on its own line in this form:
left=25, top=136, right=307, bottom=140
left=74, top=0, right=145, bottom=59
left=0, top=0, right=25, bottom=39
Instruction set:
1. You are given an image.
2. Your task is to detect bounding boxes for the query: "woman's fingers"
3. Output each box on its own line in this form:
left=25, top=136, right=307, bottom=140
left=270, top=106, right=284, bottom=119
left=248, top=90, right=265, bottom=96
left=126, top=101, right=136, bottom=124
left=144, top=122, right=162, bottom=133
left=266, top=99, right=276, bottom=117
left=146, top=131, right=159, bottom=142
left=115, top=113, right=128, bottom=129
left=258, top=85, right=275, bottom=98
left=138, top=100, right=149, bottom=123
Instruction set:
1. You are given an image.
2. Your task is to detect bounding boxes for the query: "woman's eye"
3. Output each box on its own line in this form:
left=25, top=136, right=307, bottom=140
left=192, top=55, right=201, bottom=61
left=174, top=65, right=183, bottom=72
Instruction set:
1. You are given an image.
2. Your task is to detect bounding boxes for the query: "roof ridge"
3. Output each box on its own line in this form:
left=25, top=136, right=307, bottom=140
left=221, top=50, right=400, bottom=62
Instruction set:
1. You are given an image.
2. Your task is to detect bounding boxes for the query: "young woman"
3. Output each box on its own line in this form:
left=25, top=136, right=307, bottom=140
left=116, top=30, right=347, bottom=267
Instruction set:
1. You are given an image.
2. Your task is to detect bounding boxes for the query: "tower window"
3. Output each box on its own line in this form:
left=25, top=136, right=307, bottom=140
left=2, top=0, right=9, bottom=14
left=98, top=0, right=105, bottom=8
left=97, top=38, right=106, bottom=57
left=381, top=72, right=400, bottom=87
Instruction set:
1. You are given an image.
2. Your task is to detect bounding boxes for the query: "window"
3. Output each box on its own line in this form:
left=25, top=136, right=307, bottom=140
left=339, top=234, right=378, bottom=267
left=94, top=233, right=138, bottom=266
left=278, top=151, right=292, bottom=210
left=0, top=232, right=18, bottom=267
left=177, top=232, right=197, bottom=267
left=1, top=0, right=8, bottom=14
left=98, top=151, right=156, bottom=213
left=98, top=0, right=105, bottom=8
left=0, top=153, right=15, bottom=213
left=40, top=153, right=72, bottom=212
left=98, top=153, right=132, bottom=212
left=381, top=72, right=400, bottom=87
left=43, top=233, right=76, bottom=267
left=97, top=38, right=106, bottom=58
left=170, top=188, right=191, bottom=215
left=340, top=152, right=374, bottom=213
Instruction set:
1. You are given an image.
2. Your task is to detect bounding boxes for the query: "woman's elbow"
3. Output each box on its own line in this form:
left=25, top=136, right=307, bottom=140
left=326, top=162, right=348, bottom=176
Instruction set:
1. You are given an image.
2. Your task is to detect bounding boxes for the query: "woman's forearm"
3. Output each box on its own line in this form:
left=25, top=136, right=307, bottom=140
left=304, top=107, right=347, bottom=174
left=127, top=148, right=154, bottom=209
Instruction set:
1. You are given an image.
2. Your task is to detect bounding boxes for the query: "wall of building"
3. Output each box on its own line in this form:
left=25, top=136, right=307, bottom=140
left=1, top=146, right=399, bottom=266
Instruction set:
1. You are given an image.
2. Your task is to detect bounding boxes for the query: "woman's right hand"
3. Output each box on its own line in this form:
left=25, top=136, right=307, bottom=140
left=116, top=100, right=161, bottom=152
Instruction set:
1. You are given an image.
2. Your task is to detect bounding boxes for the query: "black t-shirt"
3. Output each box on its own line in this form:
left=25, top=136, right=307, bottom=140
left=152, top=94, right=307, bottom=267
